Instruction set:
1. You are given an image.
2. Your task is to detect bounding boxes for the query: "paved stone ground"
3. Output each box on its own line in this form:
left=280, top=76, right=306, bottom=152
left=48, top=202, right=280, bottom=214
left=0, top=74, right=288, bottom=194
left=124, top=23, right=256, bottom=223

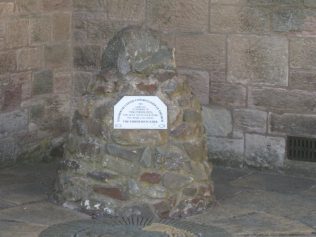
left=0, top=162, right=315, bottom=237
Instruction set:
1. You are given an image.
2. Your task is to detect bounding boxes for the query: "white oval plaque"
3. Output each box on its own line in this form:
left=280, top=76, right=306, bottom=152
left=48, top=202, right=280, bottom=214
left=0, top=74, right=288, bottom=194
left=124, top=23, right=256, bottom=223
left=114, top=96, right=168, bottom=130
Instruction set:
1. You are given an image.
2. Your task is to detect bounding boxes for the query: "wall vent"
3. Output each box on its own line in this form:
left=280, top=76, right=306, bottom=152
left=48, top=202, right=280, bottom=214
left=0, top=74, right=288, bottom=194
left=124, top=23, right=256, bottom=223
left=287, top=136, right=316, bottom=162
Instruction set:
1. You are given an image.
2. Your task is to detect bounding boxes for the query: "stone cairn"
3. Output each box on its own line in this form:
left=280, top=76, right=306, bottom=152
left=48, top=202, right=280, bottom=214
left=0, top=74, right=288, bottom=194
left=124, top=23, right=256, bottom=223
left=55, top=26, right=213, bottom=219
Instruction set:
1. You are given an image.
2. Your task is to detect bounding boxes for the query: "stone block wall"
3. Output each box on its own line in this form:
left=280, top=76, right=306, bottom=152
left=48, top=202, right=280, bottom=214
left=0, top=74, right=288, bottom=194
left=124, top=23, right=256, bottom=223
left=1, top=0, right=315, bottom=169
left=0, top=0, right=72, bottom=166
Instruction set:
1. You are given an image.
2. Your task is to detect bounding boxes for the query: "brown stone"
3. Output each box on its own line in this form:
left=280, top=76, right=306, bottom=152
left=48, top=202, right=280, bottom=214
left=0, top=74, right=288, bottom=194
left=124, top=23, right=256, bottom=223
left=54, top=72, right=72, bottom=94
left=249, top=87, right=316, bottom=113
left=136, top=82, right=157, bottom=93
left=227, top=35, right=288, bottom=86
left=107, top=0, right=145, bottom=22
left=289, top=70, right=316, bottom=91
left=290, top=37, right=316, bottom=70
left=93, top=186, right=128, bottom=201
left=0, top=51, right=17, bottom=74
left=2, top=83, right=22, bottom=112
left=30, top=16, right=52, bottom=44
left=5, top=19, right=29, bottom=48
left=0, top=2, right=14, bottom=17
left=45, top=44, right=71, bottom=69
left=73, top=45, right=101, bottom=70
left=53, top=13, right=71, bottom=41
left=211, top=5, right=270, bottom=33
left=17, top=47, right=43, bottom=71
left=15, top=0, right=41, bottom=14
left=42, top=0, right=72, bottom=11
left=11, top=72, right=32, bottom=100
left=176, top=34, right=226, bottom=70
left=73, top=0, right=105, bottom=11
left=210, top=82, right=247, bottom=107
left=147, top=0, right=208, bottom=32
left=178, top=69, right=210, bottom=105
left=140, top=172, right=161, bottom=184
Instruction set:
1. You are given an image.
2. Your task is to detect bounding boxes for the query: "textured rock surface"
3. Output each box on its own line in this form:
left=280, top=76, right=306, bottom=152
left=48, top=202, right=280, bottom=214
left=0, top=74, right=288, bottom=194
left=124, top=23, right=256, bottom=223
left=55, top=27, right=213, bottom=218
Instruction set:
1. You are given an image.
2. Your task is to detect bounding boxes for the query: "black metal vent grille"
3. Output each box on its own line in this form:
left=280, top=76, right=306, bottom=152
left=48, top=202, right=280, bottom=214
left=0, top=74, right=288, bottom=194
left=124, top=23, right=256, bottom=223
left=287, top=136, right=316, bottom=162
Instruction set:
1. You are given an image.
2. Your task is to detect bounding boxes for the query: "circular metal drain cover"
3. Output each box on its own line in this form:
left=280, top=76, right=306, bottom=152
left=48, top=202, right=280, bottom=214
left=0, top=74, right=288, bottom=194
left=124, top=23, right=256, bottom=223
left=39, top=216, right=231, bottom=237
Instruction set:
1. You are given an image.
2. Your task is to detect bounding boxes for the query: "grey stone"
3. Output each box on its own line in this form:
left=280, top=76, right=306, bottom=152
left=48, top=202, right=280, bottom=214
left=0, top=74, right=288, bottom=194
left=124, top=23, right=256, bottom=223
left=0, top=138, right=19, bottom=166
left=272, top=7, right=305, bottom=32
left=105, top=144, right=143, bottom=161
left=103, top=156, right=140, bottom=177
left=245, top=134, right=286, bottom=168
left=162, top=172, right=192, bottom=190
left=228, top=35, right=288, bottom=86
left=290, top=70, right=316, bottom=91
left=32, top=70, right=53, bottom=95
left=207, top=137, right=244, bottom=166
left=270, top=113, right=316, bottom=137
left=202, top=106, right=232, bottom=137
left=102, top=26, right=175, bottom=75
left=0, top=51, right=17, bottom=74
left=231, top=172, right=315, bottom=195
left=305, top=0, right=316, bottom=7
left=249, top=87, right=316, bottom=113
left=140, top=147, right=153, bottom=168
left=0, top=110, right=28, bottom=138
left=0, top=221, right=47, bottom=237
left=233, top=109, right=267, bottom=134
left=290, top=37, right=316, bottom=70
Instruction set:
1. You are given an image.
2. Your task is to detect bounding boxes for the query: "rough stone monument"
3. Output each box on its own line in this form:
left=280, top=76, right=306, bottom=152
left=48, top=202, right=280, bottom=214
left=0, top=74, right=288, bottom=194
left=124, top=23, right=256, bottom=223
left=55, top=26, right=213, bottom=218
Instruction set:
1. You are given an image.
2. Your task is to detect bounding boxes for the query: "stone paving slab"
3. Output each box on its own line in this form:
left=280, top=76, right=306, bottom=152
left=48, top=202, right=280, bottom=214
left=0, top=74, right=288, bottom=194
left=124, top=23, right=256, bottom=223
left=220, top=189, right=316, bottom=230
left=231, top=172, right=316, bottom=194
left=0, top=201, right=89, bottom=226
left=0, top=182, right=48, bottom=205
left=0, top=220, right=47, bottom=237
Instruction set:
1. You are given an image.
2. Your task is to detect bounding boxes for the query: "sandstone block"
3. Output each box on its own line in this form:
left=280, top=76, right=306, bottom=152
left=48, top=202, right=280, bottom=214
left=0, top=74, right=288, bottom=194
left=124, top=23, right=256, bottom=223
left=53, top=13, right=71, bottom=41
left=210, top=0, right=272, bottom=4
left=305, top=0, right=316, bottom=8
left=0, top=2, right=14, bottom=17
left=270, top=113, right=316, bottom=137
left=211, top=5, right=270, bottom=33
left=210, top=82, right=247, bottom=107
left=178, top=69, right=209, bottom=105
left=93, top=186, right=128, bottom=201
left=249, top=87, right=316, bottom=113
left=54, top=72, right=72, bottom=94
left=207, top=136, right=244, bottom=166
left=42, top=0, right=72, bottom=11
left=174, top=0, right=209, bottom=32
left=73, top=0, right=105, bottom=11
left=290, top=37, right=316, bottom=70
left=228, top=35, right=288, bottom=86
left=11, top=72, right=32, bottom=100
left=147, top=0, right=208, bottom=32
left=45, top=44, right=71, bottom=68
left=17, top=47, right=43, bottom=71
left=0, top=111, right=28, bottom=138
left=234, top=109, right=267, bottom=134
left=0, top=51, right=17, bottom=74
left=202, top=106, right=232, bottom=137
left=0, top=24, right=4, bottom=50
left=289, top=70, right=316, bottom=91
left=107, top=0, right=145, bottom=23
left=1, top=83, right=22, bottom=112
left=73, top=12, right=109, bottom=43
left=176, top=34, right=226, bottom=70
left=245, top=134, right=285, bottom=168
left=30, top=16, right=52, bottom=44
left=32, top=70, right=53, bottom=95
left=6, top=19, right=29, bottom=48
left=15, top=0, right=41, bottom=14
left=74, top=45, right=101, bottom=70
